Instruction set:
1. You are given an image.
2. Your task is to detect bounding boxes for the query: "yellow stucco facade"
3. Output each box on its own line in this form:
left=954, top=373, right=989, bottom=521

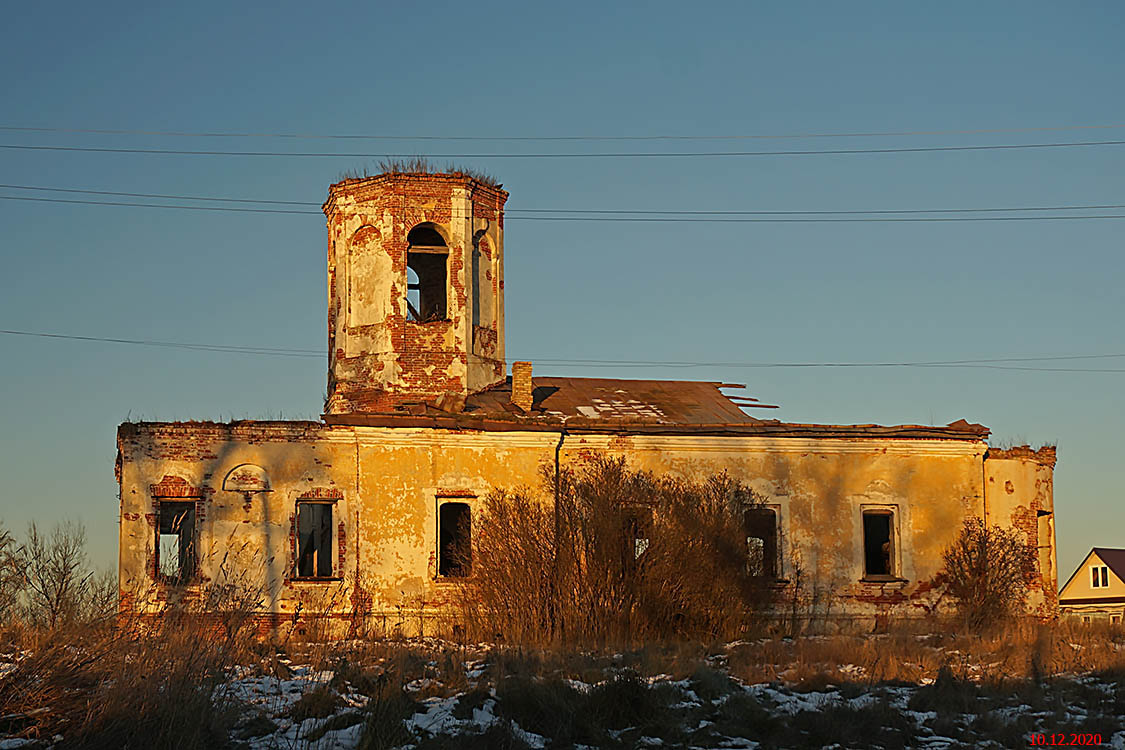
left=117, top=422, right=1056, bottom=632
left=115, top=171, right=1059, bottom=633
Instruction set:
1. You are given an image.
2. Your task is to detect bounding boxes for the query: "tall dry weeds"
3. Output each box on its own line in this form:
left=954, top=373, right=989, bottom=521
left=0, top=537, right=269, bottom=747
left=459, top=457, right=777, bottom=646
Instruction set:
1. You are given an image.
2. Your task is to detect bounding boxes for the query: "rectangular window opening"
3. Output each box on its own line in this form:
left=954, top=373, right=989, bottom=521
left=439, top=502, right=472, bottom=577
left=297, top=502, right=334, bottom=578
left=623, top=507, right=653, bottom=562
left=1092, top=565, right=1109, bottom=588
left=863, top=511, right=894, bottom=578
left=744, top=508, right=778, bottom=579
left=157, top=501, right=195, bottom=585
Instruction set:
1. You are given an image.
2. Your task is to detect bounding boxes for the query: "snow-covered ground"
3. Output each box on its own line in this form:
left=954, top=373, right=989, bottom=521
left=2, top=639, right=1124, bottom=749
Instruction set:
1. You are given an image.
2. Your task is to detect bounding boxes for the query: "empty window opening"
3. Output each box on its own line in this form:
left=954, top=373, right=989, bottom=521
left=297, top=502, right=334, bottom=578
left=744, top=508, right=778, bottom=578
left=157, top=501, right=196, bottom=585
left=863, top=511, right=894, bottom=578
left=407, top=225, right=448, bottom=322
left=1092, top=565, right=1109, bottom=588
left=623, top=508, right=653, bottom=562
left=439, top=502, right=471, bottom=577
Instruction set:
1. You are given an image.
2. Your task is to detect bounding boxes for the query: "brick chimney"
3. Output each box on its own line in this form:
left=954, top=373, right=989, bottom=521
left=511, top=361, right=533, bottom=413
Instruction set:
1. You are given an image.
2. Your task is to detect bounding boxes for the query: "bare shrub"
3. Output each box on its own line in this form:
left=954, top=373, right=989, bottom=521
left=22, top=521, right=90, bottom=630
left=76, top=569, right=118, bottom=624
left=0, top=521, right=24, bottom=626
left=460, top=457, right=776, bottom=645
left=940, top=518, right=1038, bottom=631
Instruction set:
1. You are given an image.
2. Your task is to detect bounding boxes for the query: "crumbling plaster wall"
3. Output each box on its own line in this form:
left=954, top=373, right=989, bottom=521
left=984, top=446, right=1058, bottom=618
left=324, top=175, right=507, bottom=414
left=119, top=423, right=1052, bottom=628
left=586, top=433, right=987, bottom=624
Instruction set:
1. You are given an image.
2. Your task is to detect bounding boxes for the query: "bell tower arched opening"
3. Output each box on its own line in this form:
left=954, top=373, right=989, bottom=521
left=406, top=223, right=448, bottom=322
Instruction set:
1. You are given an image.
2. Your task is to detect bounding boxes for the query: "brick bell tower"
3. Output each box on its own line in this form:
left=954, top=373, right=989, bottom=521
left=322, top=171, right=508, bottom=414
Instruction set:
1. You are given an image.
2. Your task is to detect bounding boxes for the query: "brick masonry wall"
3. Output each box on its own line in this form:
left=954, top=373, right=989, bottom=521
left=324, top=173, right=507, bottom=414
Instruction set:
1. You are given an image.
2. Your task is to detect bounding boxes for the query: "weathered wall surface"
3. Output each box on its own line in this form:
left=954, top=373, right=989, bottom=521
left=324, top=174, right=507, bottom=414
left=118, top=422, right=1054, bottom=631
left=984, top=446, right=1058, bottom=618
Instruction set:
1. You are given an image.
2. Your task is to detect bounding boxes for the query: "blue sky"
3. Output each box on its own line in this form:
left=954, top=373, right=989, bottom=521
left=1, top=1, right=1122, bottom=579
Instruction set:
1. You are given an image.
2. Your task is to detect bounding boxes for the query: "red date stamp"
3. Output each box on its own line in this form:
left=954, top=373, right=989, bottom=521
left=1029, top=733, right=1103, bottom=746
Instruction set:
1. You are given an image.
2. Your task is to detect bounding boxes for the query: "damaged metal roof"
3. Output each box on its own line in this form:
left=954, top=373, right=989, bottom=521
left=466, top=377, right=767, bottom=424
left=320, top=376, right=989, bottom=440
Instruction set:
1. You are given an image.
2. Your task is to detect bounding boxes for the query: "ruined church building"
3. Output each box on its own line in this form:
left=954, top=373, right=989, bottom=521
left=116, top=171, right=1058, bottom=631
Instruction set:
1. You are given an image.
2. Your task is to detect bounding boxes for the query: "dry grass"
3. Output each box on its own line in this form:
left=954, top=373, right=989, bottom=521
left=724, top=618, right=1125, bottom=688
left=0, top=611, right=256, bottom=747
left=337, top=158, right=501, bottom=187
left=2, top=618, right=1124, bottom=747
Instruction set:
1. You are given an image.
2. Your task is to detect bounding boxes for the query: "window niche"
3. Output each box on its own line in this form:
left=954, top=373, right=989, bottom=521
left=744, top=507, right=779, bottom=579
left=406, top=224, right=448, bottom=322
left=623, top=506, right=653, bottom=563
left=862, top=509, right=897, bottom=580
left=438, top=502, right=472, bottom=578
left=157, top=501, right=196, bottom=585
left=296, top=501, right=335, bottom=579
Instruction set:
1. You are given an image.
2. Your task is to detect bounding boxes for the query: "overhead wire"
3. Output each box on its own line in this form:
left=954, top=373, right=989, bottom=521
left=3, top=194, right=1125, bottom=222
left=5, top=183, right=1125, bottom=216
left=2, top=139, right=1125, bottom=159
left=3, top=122, right=1125, bottom=141
left=2, top=329, right=1124, bottom=372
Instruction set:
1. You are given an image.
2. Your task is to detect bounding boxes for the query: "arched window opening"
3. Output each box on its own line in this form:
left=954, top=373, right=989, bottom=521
left=407, top=224, right=448, bottom=322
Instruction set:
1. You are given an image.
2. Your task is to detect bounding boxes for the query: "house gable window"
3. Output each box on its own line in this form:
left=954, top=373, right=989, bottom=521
left=1092, top=565, right=1109, bottom=588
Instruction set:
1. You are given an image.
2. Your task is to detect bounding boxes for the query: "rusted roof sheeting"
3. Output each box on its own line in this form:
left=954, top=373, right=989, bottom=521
left=317, top=376, right=989, bottom=440
left=467, top=377, right=757, bottom=425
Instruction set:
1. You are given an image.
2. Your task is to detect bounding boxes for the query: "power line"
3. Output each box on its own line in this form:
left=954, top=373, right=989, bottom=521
left=0, top=195, right=317, bottom=215
left=5, top=195, right=1125, bottom=223
left=3, top=122, right=1125, bottom=141
left=0, top=183, right=312, bottom=206
left=3, top=328, right=1124, bottom=372
left=2, top=139, right=1125, bottom=159
left=0, top=329, right=321, bottom=357
left=508, top=215, right=1125, bottom=223
left=6, top=183, right=1125, bottom=216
